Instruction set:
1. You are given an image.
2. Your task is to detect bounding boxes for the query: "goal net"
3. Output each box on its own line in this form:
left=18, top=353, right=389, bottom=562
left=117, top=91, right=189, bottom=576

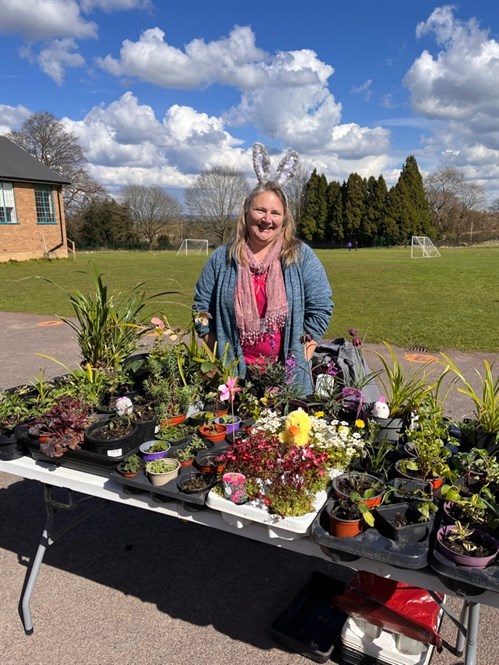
left=177, top=239, right=209, bottom=255
left=411, top=236, right=441, bottom=258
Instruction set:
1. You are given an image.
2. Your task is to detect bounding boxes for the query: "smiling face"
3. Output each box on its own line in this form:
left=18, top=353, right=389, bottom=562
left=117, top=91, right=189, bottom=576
left=245, top=190, right=285, bottom=254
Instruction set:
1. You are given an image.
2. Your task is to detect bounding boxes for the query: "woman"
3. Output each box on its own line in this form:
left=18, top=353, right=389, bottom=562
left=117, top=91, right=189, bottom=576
left=193, top=144, right=333, bottom=397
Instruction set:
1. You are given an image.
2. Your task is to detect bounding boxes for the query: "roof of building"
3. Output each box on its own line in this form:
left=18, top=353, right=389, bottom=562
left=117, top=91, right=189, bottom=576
left=0, top=136, right=71, bottom=185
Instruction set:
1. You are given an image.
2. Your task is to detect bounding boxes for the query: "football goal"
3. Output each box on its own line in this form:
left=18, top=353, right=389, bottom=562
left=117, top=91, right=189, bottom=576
left=177, top=239, right=209, bottom=255
left=411, top=236, right=441, bottom=258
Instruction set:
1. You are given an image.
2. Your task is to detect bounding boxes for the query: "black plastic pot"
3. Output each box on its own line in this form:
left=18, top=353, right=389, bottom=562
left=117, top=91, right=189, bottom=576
left=0, top=428, right=24, bottom=460
left=373, top=503, right=434, bottom=543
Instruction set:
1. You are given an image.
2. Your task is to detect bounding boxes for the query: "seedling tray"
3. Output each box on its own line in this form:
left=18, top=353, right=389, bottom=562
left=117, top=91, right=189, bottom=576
left=110, top=466, right=218, bottom=507
left=309, top=500, right=431, bottom=569
left=270, top=571, right=348, bottom=663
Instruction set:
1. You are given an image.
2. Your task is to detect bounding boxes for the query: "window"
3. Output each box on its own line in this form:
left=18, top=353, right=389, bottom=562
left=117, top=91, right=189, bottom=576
left=35, top=185, right=56, bottom=224
left=0, top=182, right=18, bottom=223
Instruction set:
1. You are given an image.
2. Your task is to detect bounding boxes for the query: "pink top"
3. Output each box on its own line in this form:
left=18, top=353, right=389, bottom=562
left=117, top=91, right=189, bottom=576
left=241, top=271, right=282, bottom=366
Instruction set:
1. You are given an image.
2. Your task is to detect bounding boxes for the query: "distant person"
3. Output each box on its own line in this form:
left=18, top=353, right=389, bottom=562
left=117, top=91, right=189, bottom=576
left=193, top=143, right=333, bottom=396
left=347, top=241, right=353, bottom=251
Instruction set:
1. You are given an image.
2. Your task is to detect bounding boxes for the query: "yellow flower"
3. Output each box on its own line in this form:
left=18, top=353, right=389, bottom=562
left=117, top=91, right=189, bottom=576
left=355, top=419, right=366, bottom=429
left=314, top=410, right=325, bottom=418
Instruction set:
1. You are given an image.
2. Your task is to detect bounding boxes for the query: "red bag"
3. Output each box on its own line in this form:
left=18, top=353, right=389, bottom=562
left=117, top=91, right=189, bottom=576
left=332, top=571, right=444, bottom=650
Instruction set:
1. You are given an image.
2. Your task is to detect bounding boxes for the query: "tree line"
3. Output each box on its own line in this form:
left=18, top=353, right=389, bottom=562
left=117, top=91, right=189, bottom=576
left=7, top=112, right=498, bottom=250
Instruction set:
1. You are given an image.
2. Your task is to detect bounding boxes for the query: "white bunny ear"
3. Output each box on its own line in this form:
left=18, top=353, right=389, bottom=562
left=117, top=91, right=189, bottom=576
left=252, top=143, right=271, bottom=185
left=275, top=150, right=299, bottom=187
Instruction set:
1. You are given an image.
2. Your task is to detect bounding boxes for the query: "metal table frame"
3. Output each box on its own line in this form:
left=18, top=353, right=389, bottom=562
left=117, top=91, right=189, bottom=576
left=2, top=457, right=497, bottom=665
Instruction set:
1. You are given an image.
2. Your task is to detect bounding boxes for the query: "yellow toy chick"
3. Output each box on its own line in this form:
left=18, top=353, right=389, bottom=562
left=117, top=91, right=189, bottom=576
left=279, top=408, right=312, bottom=447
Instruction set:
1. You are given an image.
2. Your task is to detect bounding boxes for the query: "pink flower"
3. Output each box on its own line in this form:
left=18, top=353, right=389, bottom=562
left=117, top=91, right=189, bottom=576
left=218, top=376, right=241, bottom=403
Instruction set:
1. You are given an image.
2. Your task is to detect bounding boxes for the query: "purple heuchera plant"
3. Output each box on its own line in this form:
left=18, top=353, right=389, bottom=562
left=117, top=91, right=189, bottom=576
left=33, top=397, right=92, bottom=458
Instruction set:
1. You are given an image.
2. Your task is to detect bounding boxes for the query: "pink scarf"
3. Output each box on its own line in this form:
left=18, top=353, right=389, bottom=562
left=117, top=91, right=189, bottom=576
left=234, top=239, right=288, bottom=345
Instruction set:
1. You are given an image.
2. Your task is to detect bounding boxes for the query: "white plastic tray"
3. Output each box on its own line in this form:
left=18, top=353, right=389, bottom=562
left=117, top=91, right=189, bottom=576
left=341, top=616, right=435, bottom=665
left=205, top=490, right=328, bottom=540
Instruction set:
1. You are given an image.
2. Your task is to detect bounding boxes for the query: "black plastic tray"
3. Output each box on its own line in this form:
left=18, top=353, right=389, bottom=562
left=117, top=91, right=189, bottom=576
left=309, top=500, right=432, bottom=569
left=428, top=513, right=499, bottom=595
left=270, top=571, right=348, bottom=663
left=25, top=438, right=138, bottom=478
left=110, top=465, right=218, bottom=509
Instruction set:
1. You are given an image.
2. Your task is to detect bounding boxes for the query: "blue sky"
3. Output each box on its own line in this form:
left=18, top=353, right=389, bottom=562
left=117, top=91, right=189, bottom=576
left=1, top=0, right=498, bottom=204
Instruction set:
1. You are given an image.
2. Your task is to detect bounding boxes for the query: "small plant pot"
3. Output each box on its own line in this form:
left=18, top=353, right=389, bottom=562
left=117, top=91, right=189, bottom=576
left=391, top=477, right=433, bottom=502
left=373, top=503, right=433, bottom=543
left=189, top=411, right=217, bottom=426
left=436, top=525, right=499, bottom=568
left=332, top=472, right=385, bottom=508
left=146, top=459, right=180, bottom=486
left=394, top=459, right=444, bottom=493
left=139, top=440, right=171, bottom=461
left=177, top=471, right=214, bottom=494
left=195, top=447, right=227, bottom=475
left=160, top=414, right=186, bottom=428
left=326, top=503, right=363, bottom=538
left=198, top=423, right=227, bottom=443
left=84, top=420, right=138, bottom=457
left=214, top=415, right=241, bottom=434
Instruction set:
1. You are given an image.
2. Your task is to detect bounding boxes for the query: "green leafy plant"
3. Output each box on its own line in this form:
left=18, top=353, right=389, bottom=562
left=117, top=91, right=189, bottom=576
left=145, top=458, right=178, bottom=474
left=442, top=355, right=499, bottom=434
left=371, top=342, right=436, bottom=417
left=120, top=453, right=143, bottom=474
left=445, top=521, right=480, bottom=554
left=39, top=265, right=172, bottom=369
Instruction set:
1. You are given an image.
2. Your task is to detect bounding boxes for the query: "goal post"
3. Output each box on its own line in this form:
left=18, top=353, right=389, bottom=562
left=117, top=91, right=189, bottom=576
left=177, top=239, right=209, bottom=255
left=411, top=236, right=441, bottom=258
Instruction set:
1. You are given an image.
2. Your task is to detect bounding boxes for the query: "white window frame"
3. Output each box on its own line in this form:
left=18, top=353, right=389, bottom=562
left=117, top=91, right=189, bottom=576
left=0, top=181, right=18, bottom=224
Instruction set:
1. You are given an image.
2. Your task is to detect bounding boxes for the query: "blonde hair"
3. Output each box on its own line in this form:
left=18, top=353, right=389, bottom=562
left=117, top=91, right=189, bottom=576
left=229, top=181, right=301, bottom=266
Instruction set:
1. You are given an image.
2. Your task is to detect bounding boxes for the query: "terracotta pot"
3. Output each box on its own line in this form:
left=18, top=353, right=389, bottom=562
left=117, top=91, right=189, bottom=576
left=332, top=472, right=385, bottom=508
left=326, top=504, right=363, bottom=538
left=394, top=459, right=444, bottom=493
left=160, top=414, right=186, bottom=427
left=198, top=423, right=227, bottom=443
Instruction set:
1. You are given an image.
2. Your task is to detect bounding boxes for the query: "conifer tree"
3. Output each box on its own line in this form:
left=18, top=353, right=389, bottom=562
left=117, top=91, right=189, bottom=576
left=343, top=173, right=366, bottom=245
left=325, top=180, right=344, bottom=244
left=300, top=169, right=328, bottom=241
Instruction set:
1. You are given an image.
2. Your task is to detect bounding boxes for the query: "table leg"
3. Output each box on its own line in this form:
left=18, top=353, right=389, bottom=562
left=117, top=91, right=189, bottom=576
left=464, top=602, right=480, bottom=665
left=19, top=485, right=105, bottom=635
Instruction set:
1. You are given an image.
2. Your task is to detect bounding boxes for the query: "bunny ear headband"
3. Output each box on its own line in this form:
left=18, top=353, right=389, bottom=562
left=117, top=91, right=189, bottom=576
left=252, top=142, right=299, bottom=188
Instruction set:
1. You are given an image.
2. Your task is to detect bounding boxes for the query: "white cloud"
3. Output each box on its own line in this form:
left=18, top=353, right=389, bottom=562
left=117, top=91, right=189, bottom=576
left=0, top=104, right=32, bottom=134
left=0, top=0, right=97, bottom=41
left=80, top=0, right=153, bottom=12
left=23, top=38, right=85, bottom=85
left=96, top=25, right=268, bottom=89
left=351, top=79, right=373, bottom=101
left=402, top=6, right=499, bottom=199
left=405, top=6, right=498, bottom=134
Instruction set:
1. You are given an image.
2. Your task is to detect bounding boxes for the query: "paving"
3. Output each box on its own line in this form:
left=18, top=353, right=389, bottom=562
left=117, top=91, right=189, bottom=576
left=0, top=311, right=498, bottom=665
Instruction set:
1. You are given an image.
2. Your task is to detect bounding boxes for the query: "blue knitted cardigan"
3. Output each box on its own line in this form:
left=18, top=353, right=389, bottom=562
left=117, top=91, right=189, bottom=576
left=193, top=242, right=333, bottom=396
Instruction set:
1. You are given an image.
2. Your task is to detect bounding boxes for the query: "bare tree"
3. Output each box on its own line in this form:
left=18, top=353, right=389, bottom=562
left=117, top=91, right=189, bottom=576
left=424, top=165, right=487, bottom=243
left=7, top=111, right=105, bottom=216
left=285, top=162, right=311, bottom=229
left=184, top=166, right=251, bottom=244
left=120, top=184, right=184, bottom=247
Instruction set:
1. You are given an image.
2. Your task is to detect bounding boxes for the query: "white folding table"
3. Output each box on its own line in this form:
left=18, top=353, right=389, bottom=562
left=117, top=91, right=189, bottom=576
left=1, top=456, right=498, bottom=665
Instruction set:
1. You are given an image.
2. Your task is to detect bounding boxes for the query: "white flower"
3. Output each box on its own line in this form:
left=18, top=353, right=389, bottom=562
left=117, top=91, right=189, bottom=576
left=115, top=396, right=133, bottom=417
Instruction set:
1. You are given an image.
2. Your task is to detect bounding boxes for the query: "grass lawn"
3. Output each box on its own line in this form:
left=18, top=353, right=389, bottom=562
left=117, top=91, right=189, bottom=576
left=0, top=246, right=497, bottom=353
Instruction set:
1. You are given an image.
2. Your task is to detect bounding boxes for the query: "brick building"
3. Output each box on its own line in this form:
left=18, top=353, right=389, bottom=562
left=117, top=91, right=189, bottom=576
left=0, top=136, right=71, bottom=262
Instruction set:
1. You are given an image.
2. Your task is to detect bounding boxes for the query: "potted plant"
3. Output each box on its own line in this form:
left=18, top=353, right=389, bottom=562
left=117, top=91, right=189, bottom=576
left=30, top=396, right=93, bottom=458
left=332, top=471, right=386, bottom=509
left=326, top=485, right=380, bottom=538
left=442, top=355, right=498, bottom=453
left=189, top=411, right=217, bottom=426
left=373, top=500, right=437, bottom=543
left=195, top=447, right=228, bottom=475
left=156, top=424, right=192, bottom=447
left=139, top=439, right=171, bottom=461
left=198, top=422, right=227, bottom=443
left=368, top=342, right=436, bottom=440
left=145, top=457, right=180, bottom=486
left=168, top=434, right=212, bottom=467
left=214, top=413, right=241, bottom=434
left=117, top=453, right=144, bottom=478
left=177, top=471, right=215, bottom=494
left=435, top=520, right=499, bottom=569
